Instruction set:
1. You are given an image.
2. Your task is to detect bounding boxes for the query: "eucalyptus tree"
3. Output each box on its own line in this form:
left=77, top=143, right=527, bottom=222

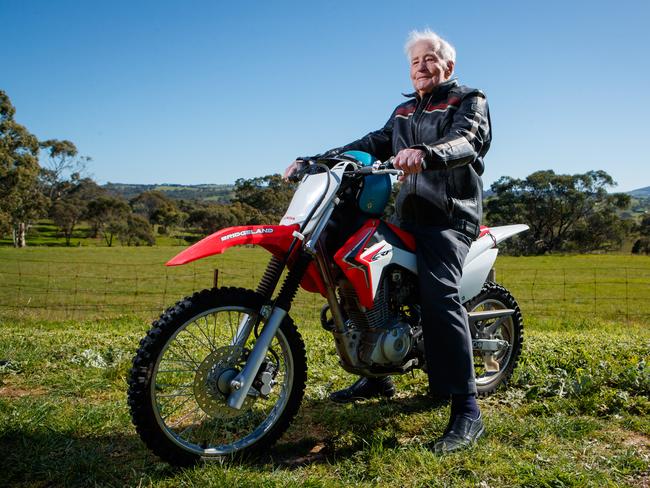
left=486, top=170, right=631, bottom=254
left=0, top=90, right=48, bottom=247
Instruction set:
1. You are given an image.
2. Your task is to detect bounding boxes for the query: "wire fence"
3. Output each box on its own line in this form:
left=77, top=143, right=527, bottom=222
left=0, top=253, right=649, bottom=323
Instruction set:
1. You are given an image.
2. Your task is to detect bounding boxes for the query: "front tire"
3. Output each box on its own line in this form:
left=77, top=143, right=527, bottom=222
left=465, top=281, right=524, bottom=396
left=127, top=287, right=307, bottom=466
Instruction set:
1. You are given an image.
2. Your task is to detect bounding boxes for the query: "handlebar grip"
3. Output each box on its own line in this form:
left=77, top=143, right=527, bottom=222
left=383, top=155, right=427, bottom=170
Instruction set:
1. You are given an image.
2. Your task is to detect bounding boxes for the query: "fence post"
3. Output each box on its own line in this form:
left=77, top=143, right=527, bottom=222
left=563, top=268, right=566, bottom=314
left=72, top=266, right=79, bottom=321
left=132, top=268, right=139, bottom=312
left=531, top=269, right=538, bottom=315
left=593, top=268, right=597, bottom=316
left=44, top=262, right=50, bottom=310
left=16, top=260, right=22, bottom=309
left=103, top=264, right=110, bottom=311
left=162, top=269, right=169, bottom=310
left=625, top=267, right=629, bottom=323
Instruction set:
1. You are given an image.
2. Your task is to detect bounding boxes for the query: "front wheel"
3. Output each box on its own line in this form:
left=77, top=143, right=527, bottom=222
left=127, top=287, right=307, bottom=466
left=465, top=281, right=524, bottom=396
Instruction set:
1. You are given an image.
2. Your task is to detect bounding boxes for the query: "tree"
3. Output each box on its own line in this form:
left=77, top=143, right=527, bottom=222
left=631, top=215, right=650, bottom=255
left=39, top=139, right=91, bottom=201
left=0, top=90, right=48, bottom=247
left=119, top=214, right=155, bottom=246
left=234, top=174, right=296, bottom=222
left=129, top=191, right=183, bottom=234
left=84, top=196, right=130, bottom=246
left=49, top=177, right=105, bottom=245
left=186, top=202, right=265, bottom=236
left=486, top=170, right=631, bottom=254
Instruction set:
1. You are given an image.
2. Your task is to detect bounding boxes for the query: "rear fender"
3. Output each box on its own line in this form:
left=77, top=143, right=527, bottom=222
left=166, top=224, right=300, bottom=266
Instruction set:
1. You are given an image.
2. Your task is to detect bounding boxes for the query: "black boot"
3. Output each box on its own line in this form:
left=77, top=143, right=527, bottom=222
left=329, top=376, right=396, bottom=403
left=432, top=413, right=485, bottom=454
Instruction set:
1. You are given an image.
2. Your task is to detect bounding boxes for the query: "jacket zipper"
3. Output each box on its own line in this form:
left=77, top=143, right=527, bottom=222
left=410, top=93, right=430, bottom=222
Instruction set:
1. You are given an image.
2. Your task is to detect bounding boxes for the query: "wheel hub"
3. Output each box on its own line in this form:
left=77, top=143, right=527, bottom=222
left=193, top=346, right=254, bottom=418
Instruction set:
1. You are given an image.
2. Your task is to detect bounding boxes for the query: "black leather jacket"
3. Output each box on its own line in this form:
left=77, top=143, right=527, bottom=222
left=317, top=79, right=491, bottom=237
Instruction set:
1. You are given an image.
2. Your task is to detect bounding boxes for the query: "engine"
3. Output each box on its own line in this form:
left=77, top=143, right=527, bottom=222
left=336, top=270, right=419, bottom=369
left=358, top=319, right=413, bottom=366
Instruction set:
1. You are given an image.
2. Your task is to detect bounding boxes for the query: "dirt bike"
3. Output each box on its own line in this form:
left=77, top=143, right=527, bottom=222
left=127, top=152, right=528, bottom=466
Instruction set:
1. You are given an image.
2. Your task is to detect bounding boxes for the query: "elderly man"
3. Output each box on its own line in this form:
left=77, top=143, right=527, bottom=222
left=285, top=29, right=491, bottom=453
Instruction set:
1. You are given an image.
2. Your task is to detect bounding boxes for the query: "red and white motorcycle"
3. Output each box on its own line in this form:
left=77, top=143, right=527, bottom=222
left=128, top=154, right=528, bottom=466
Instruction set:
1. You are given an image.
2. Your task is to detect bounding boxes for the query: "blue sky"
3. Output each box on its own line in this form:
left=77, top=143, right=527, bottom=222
left=2, top=0, right=649, bottom=191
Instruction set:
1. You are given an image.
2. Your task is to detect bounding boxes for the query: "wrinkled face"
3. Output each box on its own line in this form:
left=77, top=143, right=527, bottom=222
left=409, top=40, right=453, bottom=97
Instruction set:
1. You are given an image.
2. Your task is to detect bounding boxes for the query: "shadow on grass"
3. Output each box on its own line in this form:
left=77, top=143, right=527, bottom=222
left=0, top=429, right=173, bottom=486
left=0, top=394, right=444, bottom=485
left=269, top=392, right=445, bottom=468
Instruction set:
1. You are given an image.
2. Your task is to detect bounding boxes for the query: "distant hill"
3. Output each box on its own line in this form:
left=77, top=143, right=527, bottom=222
left=102, top=181, right=649, bottom=210
left=629, top=186, right=650, bottom=198
left=103, top=183, right=235, bottom=202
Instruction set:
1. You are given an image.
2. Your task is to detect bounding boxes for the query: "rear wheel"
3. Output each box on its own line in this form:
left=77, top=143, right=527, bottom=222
left=465, top=281, right=524, bottom=396
left=127, top=287, right=307, bottom=466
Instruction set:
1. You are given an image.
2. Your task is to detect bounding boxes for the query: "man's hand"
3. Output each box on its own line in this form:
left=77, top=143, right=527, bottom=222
left=393, top=148, right=426, bottom=181
left=283, top=160, right=304, bottom=180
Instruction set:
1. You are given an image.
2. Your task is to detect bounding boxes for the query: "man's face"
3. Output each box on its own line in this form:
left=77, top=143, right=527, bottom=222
left=409, top=40, right=453, bottom=97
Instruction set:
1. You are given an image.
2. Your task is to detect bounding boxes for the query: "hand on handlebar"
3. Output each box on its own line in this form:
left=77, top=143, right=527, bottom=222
left=392, top=148, right=426, bottom=181
left=283, top=160, right=306, bottom=181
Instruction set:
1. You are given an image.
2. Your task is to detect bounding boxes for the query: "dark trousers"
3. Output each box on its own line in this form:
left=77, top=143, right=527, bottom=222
left=404, top=224, right=477, bottom=396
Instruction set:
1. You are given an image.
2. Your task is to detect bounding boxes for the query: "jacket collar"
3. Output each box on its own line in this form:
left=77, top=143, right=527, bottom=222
left=403, top=78, right=458, bottom=101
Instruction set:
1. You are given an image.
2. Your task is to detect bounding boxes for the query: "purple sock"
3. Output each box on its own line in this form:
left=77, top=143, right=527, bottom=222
left=451, top=394, right=480, bottom=420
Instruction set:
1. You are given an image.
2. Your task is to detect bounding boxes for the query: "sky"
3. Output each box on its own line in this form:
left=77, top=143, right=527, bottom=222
left=2, top=0, right=649, bottom=192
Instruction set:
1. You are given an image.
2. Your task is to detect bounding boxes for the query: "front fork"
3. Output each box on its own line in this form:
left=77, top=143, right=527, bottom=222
left=226, top=254, right=311, bottom=410
left=228, top=255, right=284, bottom=357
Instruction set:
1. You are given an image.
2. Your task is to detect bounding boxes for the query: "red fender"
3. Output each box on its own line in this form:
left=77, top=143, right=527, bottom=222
left=166, top=224, right=327, bottom=297
left=166, top=225, right=300, bottom=266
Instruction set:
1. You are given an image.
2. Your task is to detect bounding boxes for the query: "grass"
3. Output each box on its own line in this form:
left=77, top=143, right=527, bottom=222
left=0, top=220, right=199, bottom=248
left=0, top=247, right=649, bottom=486
left=0, top=316, right=648, bottom=487
left=1, top=247, right=649, bottom=322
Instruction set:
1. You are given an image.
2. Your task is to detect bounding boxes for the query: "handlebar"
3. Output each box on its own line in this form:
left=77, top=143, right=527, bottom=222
left=349, top=157, right=404, bottom=177
left=290, top=154, right=428, bottom=181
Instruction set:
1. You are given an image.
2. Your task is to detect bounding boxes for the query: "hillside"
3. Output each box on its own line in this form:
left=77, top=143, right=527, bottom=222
left=101, top=182, right=650, bottom=214
left=629, top=186, right=650, bottom=198
left=627, top=187, right=650, bottom=217
left=102, top=182, right=234, bottom=202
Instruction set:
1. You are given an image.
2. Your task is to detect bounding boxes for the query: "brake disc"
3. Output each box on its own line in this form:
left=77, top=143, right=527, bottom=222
left=193, top=346, right=254, bottom=418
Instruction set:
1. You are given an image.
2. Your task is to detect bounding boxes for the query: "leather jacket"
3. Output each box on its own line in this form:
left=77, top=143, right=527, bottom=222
left=316, top=79, right=491, bottom=237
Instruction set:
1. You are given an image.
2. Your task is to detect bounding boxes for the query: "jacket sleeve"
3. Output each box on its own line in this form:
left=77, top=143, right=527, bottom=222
left=314, top=109, right=396, bottom=162
left=413, top=91, right=491, bottom=171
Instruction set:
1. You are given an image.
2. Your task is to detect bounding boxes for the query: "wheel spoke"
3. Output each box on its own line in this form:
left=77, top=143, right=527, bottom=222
left=169, top=406, right=202, bottom=429
left=182, top=326, right=213, bottom=354
left=161, top=395, right=194, bottom=421
left=132, top=297, right=302, bottom=460
left=171, top=339, right=201, bottom=368
left=228, top=311, right=235, bottom=341
left=157, top=392, right=193, bottom=398
left=467, top=291, right=520, bottom=389
left=197, top=315, right=218, bottom=352
left=177, top=412, right=207, bottom=439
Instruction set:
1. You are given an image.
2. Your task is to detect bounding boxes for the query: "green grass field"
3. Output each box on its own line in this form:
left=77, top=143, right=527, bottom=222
left=0, top=220, right=198, bottom=248
left=0, top=248, right=649, bottom=486
left=1, top=247, right=650, bottom=322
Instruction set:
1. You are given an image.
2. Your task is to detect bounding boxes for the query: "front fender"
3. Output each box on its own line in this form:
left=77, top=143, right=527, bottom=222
left=166, top=224, right=299, bottom=266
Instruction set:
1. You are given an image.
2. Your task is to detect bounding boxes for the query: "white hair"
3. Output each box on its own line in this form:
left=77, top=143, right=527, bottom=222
left=404, top=29, right=456, bottom=68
